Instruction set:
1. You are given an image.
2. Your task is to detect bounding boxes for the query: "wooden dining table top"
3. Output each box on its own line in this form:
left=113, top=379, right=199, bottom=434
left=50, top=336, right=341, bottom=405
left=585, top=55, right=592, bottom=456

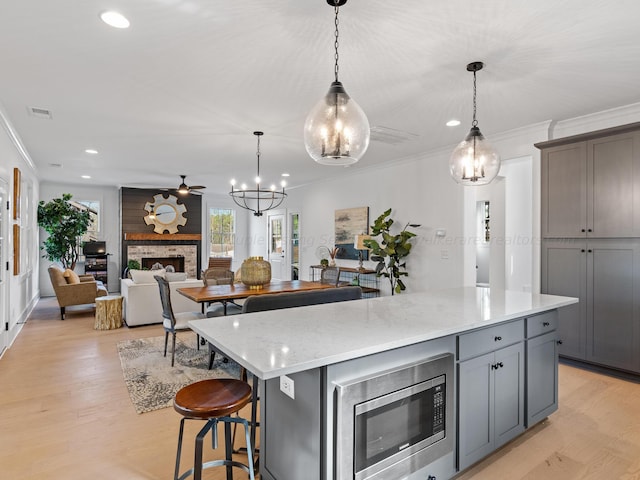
left=176, top=279, right=334, bottom=303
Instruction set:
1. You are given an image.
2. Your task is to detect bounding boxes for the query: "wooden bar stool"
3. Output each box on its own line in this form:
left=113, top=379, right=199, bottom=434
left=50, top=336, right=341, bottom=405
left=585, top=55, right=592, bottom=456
left=173, top=378, right=254, bottom=480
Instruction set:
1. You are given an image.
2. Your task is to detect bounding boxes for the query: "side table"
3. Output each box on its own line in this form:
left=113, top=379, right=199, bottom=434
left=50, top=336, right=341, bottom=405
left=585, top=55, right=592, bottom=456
left=95, top=295, right=123, bottom=330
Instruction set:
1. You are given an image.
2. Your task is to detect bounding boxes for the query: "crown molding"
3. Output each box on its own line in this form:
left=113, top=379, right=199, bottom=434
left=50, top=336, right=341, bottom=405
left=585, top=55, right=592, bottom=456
left=0, top=102, right=37, bottom=173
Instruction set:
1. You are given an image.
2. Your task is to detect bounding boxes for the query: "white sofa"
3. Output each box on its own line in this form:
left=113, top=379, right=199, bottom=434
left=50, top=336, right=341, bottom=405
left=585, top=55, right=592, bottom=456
left=121, top=276, right=204, bottom=327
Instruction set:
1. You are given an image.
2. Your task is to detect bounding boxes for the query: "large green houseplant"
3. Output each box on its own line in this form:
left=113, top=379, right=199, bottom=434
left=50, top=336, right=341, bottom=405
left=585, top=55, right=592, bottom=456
left=37, top=193, right=91, bottom=269
left=364, top=208, right=420, bottom=295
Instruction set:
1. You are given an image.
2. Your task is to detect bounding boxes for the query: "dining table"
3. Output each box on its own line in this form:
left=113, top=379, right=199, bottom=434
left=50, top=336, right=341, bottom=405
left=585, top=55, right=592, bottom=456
left=176, top=279, right=335, bottom=315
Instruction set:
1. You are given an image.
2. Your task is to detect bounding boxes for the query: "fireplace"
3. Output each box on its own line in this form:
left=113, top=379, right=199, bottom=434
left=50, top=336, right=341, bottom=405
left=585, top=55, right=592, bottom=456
left=127, top=244, right=198, bottom=278
left=142, top=256, right=185, bottom=272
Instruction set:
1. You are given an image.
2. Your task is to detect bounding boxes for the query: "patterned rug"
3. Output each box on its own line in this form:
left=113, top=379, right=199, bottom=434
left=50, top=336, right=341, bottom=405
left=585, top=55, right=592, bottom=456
left=117, top=334, right=241, bottom=414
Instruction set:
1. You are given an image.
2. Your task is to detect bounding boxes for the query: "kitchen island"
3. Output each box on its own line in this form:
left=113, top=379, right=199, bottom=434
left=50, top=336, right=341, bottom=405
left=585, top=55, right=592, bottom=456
left=189, top=287, right=577, bottom=480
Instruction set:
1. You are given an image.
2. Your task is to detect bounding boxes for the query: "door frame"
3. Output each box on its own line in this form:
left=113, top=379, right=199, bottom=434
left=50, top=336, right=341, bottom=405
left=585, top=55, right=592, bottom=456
left=0, top=177, right=9, bottom=356
left=266, top=209, right=290, bottom=281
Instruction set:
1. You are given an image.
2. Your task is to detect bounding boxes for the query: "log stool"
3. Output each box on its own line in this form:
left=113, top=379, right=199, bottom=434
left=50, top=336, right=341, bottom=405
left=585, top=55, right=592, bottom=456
left=173, top=378, right=255, bottom=480
left=94, top=295, right=123, bottom=330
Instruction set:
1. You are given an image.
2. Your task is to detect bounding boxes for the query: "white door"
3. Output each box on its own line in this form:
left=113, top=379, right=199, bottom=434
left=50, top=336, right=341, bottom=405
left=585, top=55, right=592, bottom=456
left=267, top=210, right=288, bottom=280
left=0, top=180, right=8, bottom=355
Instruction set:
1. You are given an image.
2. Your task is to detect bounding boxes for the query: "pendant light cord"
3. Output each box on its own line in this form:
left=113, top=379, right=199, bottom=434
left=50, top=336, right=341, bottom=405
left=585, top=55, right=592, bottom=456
left=472, top=70, right=478, bottom=128
left=333, top=3, right=340, bottom=82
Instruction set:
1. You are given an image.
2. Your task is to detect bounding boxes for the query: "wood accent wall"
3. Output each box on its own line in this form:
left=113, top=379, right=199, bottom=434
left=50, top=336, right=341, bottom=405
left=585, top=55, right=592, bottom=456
left=121, top=187, right=202, bottom=235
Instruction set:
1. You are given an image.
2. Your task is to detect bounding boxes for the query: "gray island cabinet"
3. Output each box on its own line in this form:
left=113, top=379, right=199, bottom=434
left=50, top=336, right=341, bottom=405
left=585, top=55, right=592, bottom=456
left=190, top=287, right=576, bottom=480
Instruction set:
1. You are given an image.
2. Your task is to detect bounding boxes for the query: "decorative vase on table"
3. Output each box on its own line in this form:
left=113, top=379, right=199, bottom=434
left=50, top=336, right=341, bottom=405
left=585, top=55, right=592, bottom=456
left=241, top=256, right=271, bottom=289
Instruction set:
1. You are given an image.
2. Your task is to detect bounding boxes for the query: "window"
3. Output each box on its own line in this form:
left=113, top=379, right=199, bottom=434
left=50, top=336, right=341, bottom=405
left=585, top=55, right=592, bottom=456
left=69, top=200, right=100, bottom=243
left=210, top=208, right=235, bottom=258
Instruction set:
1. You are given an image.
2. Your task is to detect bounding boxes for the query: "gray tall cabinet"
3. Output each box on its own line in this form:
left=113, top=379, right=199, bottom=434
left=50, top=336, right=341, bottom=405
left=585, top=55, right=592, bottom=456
left=537, top=123, right=640, bottom=374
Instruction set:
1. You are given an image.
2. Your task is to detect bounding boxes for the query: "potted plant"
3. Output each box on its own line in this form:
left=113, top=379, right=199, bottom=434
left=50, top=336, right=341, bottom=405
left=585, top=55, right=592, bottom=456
left=37, top=193, right=91, bottom=269
left=364, top=208, right=420, bottom=295
left=123, top=259, right=141, bottom=278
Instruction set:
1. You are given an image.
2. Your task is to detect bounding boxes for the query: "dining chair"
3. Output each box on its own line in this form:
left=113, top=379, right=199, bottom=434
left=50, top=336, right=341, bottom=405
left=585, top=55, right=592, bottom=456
left=320, top=266, right=342, bottom=287
left=154, top=275, right=206, bottom=367
left=202, top=268, right=234, bottom=286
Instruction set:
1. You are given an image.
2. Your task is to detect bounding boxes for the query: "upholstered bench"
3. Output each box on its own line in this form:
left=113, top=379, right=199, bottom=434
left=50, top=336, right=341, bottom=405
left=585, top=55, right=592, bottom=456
left=241, top=286, right=362, bottom=313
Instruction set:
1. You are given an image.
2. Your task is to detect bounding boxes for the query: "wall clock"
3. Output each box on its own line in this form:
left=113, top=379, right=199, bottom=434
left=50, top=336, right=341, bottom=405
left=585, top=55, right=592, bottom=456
left=144, top=193, right=187, bottom=234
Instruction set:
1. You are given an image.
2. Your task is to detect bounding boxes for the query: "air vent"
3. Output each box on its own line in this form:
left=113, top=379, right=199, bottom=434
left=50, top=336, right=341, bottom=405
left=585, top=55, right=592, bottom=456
left=27, top=106, right=53, bottom=119
left=49, top=163, right=63, bottom=168
left=370, top=126, right=419, bottom=145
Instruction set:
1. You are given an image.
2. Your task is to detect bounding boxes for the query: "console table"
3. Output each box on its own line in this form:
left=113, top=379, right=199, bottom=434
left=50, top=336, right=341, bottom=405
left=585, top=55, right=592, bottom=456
left=309, top=265, right=379, bottom=297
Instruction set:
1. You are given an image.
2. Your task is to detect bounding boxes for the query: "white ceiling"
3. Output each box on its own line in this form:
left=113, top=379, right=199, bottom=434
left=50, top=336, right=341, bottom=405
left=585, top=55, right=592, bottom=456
left=2, top=0, right=640, bottom=196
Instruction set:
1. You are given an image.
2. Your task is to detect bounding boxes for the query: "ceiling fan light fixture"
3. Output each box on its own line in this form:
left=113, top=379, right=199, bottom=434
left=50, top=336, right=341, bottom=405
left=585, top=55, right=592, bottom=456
left=229, top=131, right=287, bottom=217
left=449, top=61, right=500, bottom=186
left=304, top=0, right=370, bottom=166
left=176, top=174, right=205, bottom=195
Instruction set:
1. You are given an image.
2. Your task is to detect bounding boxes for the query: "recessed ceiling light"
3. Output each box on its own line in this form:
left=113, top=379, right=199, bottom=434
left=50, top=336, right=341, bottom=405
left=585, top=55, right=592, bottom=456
left=85, top=149, right=98, bottom=154
left=100, top=11, right=130, bottom=29
left=446, top=119, right=461, bottom=127
left=81, top=175, right=91, bottom=179
left=281, top=173, right=290, bottom=177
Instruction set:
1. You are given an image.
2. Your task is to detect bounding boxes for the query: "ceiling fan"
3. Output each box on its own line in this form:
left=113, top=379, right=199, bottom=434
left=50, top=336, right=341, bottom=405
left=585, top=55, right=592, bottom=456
left=175, top=175, right=206, bottom=195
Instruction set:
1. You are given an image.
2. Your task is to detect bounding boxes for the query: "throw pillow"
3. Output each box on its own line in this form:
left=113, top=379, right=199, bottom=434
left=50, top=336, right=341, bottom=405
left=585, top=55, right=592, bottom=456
left=63, top=268, right=80, bottom=284
left=165, top=272, right=187, bottom=282
left=130, top=269, right=165, bottom=284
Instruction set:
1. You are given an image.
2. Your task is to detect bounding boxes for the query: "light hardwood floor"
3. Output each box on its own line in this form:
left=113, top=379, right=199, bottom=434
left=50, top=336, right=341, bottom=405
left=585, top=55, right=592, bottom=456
left=1, top=298, right=639, bottom=479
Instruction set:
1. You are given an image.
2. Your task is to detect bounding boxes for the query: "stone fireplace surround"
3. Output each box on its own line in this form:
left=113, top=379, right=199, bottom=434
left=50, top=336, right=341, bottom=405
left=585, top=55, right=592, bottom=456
left=127, top=245, right=198, bottom=279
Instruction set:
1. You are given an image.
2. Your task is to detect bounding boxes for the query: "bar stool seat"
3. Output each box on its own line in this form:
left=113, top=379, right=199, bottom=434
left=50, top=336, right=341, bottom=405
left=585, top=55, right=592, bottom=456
left=173, top=378, right=254, bottom=480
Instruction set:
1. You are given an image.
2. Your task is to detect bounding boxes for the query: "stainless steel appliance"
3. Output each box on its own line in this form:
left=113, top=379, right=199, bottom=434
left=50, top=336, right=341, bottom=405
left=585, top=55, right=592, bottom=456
left=335, top=353, right=454, bottom=480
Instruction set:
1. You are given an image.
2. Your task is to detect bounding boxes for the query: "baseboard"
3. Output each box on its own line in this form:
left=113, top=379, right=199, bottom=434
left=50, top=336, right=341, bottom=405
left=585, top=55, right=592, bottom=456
left=560, top=356, right=640, bottom=384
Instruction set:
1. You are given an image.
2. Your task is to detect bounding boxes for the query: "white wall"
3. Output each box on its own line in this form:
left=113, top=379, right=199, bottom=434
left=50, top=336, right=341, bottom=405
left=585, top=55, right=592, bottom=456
left=0, top=105, right=40, bottom=350
left=281, top=147, right=465, bottom=296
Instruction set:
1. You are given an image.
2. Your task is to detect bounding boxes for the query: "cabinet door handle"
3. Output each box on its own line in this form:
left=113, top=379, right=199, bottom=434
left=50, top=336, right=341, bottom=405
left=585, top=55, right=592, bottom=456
left=494, top=336, right=502, bottom=341
left=543, top=321, right=550, bottom=327
left=588, top=249, right=592, bottom=253
left=581, top=229, right=586, bottom=232
left=581, top=249, right=586, bottom=253
left=588, top=229, right=592, bottom=233
left=557, top=340, right=563, bottom=345
left=498, top=362, right=503, bottom=368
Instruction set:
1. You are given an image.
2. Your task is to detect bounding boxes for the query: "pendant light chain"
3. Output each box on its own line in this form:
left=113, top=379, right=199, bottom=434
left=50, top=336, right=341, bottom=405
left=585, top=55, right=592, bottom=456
left=333, top=4, right=340, bottom=82
left=472, top=69, right=478, bottom=128
left=256, top=133, right=261, bottom=181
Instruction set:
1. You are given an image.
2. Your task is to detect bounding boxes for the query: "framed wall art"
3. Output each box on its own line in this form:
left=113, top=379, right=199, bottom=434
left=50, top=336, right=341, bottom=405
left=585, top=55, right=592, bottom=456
left=13, top=167, right=20, bottom=220
left=13, top=224, right=20, bottom=275
left=334, top=206, right=369, bottom=260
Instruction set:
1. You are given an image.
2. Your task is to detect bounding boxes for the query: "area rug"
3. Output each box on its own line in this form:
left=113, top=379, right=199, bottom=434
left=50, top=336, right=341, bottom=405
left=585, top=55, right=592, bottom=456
left=117, top=334, right=241, bottom=414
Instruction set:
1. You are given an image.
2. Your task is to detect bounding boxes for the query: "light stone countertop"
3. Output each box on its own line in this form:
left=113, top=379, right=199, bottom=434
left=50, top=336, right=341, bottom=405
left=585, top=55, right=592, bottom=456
left=189, top=287, right=578, bottom=380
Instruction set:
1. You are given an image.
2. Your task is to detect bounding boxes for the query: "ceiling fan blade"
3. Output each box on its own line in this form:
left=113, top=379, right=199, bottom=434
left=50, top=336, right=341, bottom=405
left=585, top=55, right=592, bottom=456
left=189, top=185, right=206, bottom=190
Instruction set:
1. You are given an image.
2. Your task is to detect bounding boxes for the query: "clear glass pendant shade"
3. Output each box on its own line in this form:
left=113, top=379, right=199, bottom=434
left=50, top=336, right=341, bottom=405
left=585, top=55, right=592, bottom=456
left=449, top=126, right=500, bottom=186
left=304, top=81, right=370, bottom=166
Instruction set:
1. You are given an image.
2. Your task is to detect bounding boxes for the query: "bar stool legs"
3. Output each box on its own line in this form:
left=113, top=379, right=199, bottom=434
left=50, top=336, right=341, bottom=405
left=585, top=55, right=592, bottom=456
left=174, top=416, right=255, bottom=480
left=172, top=378, right=254, bottom=480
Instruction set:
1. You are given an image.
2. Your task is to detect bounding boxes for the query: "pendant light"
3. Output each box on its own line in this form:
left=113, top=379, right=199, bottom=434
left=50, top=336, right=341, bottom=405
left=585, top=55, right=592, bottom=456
left=229, top=131, right=287, bottom=217
left=304, top=0, right=370, bottom=166
left=449, top=61, right=500, bottom=185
